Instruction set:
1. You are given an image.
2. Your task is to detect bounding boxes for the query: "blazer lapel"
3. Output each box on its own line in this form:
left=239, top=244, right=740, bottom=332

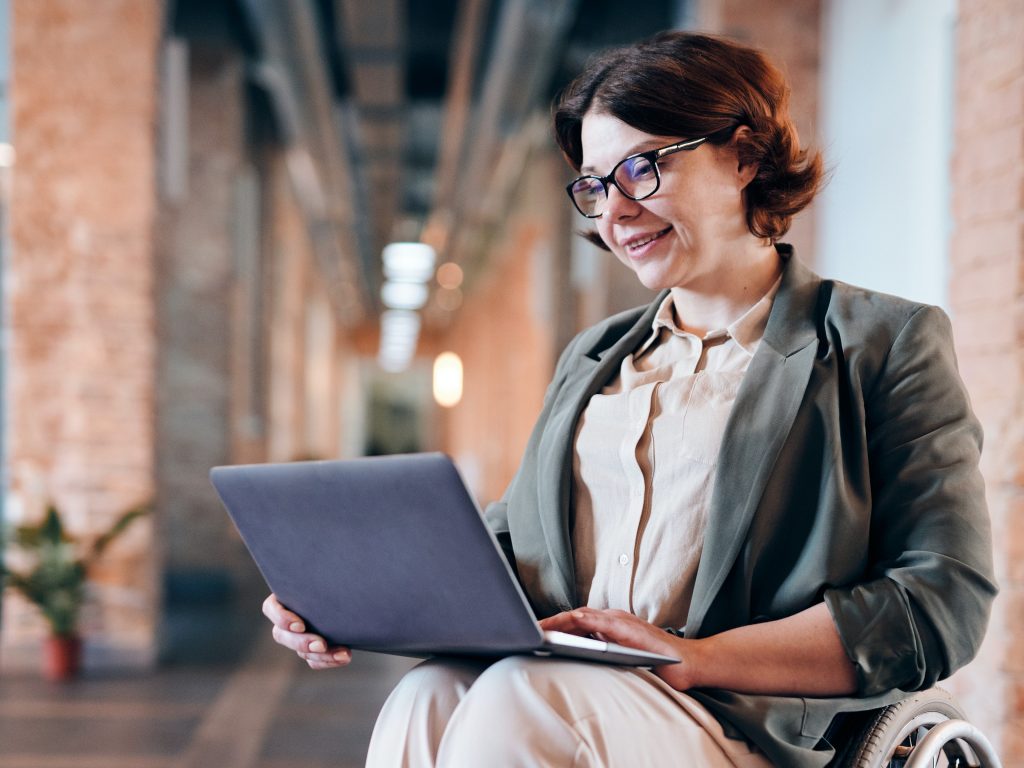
left=535, top=294, right=669, bottom=608
left=685, top=254, right=824, bottom=637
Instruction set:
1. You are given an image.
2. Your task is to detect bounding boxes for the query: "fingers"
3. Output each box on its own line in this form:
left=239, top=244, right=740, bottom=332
left=540, top=607, right=623, bottom=635
left=263, top=593, right=351, bottom=669
left=270, top=623, right=352, bottom=667
left=303, top=655, right=350, bottom=670
left=541, top=608, right=660, bottom=649
left=297, top=643, right=353, bottom=668
left=563, top=608, right=620, bottom=636
left=538, top=611, right=581, bottom=633
left=545, top=607, right=690, bottom=685
left=262, top=593, right=305, bottom=633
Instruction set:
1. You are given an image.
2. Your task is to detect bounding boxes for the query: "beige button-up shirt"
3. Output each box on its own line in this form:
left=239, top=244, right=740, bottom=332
left=571, top=278, right=781, bottom=630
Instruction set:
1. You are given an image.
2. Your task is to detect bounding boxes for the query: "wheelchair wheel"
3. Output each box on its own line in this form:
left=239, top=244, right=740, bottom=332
left=847, top=688, right=975, bottom=768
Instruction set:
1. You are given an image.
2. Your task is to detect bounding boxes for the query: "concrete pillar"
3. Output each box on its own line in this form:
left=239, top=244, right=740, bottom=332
left=154, top=44, right=251, bottom=603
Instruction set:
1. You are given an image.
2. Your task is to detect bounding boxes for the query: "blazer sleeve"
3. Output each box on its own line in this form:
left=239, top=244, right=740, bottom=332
left=823, top=305, right=997, bottom=696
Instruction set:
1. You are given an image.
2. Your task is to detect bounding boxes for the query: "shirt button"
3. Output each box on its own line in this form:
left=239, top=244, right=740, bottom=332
left=618, top=553, right=630, bottom=566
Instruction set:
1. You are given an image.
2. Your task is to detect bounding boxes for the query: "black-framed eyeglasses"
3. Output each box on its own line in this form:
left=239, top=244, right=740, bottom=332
left=565, top=136, right=710, bottom=218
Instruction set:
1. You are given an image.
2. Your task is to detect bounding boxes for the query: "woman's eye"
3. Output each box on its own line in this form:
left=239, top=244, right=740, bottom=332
left=573, top=178, right=604, bottom=199
left=625, top=157, right=655, bottom=180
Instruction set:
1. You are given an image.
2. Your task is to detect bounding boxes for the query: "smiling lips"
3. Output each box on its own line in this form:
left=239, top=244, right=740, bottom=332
left=623, top=226, right=672, bottom=253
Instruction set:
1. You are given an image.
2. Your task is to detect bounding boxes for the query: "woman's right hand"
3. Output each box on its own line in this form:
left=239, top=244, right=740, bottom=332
left=262, top=593, right=352, bottom=669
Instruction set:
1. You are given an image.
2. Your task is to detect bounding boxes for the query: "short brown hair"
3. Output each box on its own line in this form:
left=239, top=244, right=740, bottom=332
left=554, top=31, right=824, bottom=245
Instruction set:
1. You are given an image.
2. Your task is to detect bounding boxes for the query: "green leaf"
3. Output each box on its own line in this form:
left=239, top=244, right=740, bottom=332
left=40, top=506, right=66, bottom=546
left=5, top=571, right=47, bottom=608
left=3, top=502, right=148, bottom=636
left=88, top=506, right=148, bottom=563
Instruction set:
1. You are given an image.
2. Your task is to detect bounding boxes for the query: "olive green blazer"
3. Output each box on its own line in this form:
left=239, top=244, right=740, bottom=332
left=485, top=247, right=996, bottom=766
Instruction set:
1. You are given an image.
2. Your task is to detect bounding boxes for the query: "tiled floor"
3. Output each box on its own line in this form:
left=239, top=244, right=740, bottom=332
left=0, top=602, right=417, bottom=768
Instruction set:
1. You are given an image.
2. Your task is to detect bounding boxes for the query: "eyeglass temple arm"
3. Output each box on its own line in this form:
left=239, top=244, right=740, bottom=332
left=655, top=136, right=709, bottom=159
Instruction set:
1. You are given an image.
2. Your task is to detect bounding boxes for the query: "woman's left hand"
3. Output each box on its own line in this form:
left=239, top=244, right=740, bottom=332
left=539, top=607, right=697, bottom=690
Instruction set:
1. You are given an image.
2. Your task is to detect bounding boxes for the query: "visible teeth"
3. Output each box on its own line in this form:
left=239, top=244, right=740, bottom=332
left=628, top=228, right=669, bottom=250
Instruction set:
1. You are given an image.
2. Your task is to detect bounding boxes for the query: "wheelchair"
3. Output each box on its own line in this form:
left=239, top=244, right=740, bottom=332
left=831, top=688, right=1002, bottom=767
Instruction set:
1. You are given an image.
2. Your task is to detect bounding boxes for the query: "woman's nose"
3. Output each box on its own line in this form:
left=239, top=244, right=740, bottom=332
left=604, top=183, right=642, bottom=220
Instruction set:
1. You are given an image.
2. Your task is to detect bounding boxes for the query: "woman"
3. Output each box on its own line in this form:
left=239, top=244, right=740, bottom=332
left=263, top=31, right=996, bottom=767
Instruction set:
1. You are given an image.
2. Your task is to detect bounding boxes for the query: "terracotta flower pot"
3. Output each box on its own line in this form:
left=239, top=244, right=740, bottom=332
left=43, top=634, right=82, bottom=681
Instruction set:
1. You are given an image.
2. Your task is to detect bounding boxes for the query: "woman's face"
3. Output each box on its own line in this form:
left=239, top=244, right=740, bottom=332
left=579, top=110, right=754, bottom=292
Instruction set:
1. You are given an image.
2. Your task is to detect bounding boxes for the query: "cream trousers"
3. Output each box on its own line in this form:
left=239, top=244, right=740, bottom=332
left=365, top=656, right=772, bottom=768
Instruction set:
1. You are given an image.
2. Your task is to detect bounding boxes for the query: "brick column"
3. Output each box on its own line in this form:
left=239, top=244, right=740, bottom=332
left=154, top=43, right=245, bottom=594
left=3, top=0, right=162, bottom=668
left=266, top=157, right=312, bottom=464
left=948, top=0, right=1024, bottom=757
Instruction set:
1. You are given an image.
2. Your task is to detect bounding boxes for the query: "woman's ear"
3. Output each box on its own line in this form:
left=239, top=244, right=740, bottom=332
left=730, top=125, right=759, bottom=188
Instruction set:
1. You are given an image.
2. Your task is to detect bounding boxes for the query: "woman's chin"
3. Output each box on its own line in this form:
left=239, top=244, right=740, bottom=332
left=631, top=266, right=679, bottom=292
left=619, top=243, right=686, bottom=292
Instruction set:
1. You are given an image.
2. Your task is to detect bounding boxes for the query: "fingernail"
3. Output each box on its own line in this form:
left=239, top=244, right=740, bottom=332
left=572, top=610, right=585, bottom=618
left=309, top=640, right=326, bottom=653
left=289, top=622, right=304, bottom=632
left=333, top=650, right=349, bottom=661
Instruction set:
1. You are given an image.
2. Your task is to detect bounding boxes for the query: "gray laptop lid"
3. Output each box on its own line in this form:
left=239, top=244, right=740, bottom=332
left=210, top=453, right=544, bottom=656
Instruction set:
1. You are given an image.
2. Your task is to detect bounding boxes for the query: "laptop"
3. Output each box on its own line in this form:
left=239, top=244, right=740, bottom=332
left=210, top=452, right=679, bottom=667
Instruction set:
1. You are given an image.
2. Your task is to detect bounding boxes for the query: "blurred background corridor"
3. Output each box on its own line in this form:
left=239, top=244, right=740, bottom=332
left=0, top=0, right=1021, bottom=765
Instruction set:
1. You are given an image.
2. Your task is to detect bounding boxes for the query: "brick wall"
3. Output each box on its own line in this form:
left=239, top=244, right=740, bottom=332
left=439, top=150, right=565, bottom=504
left=948, top=0, right=1024, bottom=758
left=301, top=281, right=342, bottom=461
left=1, top=0, right=400, bottom=671
left=266, top=158, right=312, bottom=464
left=262, top=152, right=353, bottom=466
left=2, top=0, right=162, bottom=668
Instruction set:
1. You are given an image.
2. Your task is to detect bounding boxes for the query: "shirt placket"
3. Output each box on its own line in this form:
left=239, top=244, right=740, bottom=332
left=627, top=334, right=702, bottom=617
left=609, top=380, right=655, bottom=611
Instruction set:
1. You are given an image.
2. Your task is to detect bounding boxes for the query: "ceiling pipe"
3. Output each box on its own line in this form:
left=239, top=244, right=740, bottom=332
left=423, top=0, right=492, bottom=258
left=435, top=0, right=580, bottom=320
left=238, top=0, right=369, bottom=325
left=336, top=0, right=406, bottom=296
left=286, top=0, right=372, bottom=321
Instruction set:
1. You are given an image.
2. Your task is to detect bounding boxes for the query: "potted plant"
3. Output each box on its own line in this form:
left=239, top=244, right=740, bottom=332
left=2, top=503, right=148, bottom=681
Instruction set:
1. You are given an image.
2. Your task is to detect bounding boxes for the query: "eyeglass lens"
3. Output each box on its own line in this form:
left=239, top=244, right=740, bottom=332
left=570, top=153, right=660, bottom=216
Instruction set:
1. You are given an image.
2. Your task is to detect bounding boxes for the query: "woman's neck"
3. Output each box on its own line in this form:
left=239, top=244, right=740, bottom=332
left=669, top=241, right=783, bottom=336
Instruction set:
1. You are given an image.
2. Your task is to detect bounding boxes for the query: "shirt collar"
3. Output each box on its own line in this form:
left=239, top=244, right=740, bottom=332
left=637, top=274, right=783, bottom=358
